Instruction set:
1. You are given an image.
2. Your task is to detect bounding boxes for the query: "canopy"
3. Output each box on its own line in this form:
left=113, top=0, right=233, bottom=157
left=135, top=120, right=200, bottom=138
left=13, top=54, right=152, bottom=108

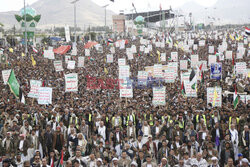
left=84, top=41, right=98, bottom=49
left=53, top=45, right=71, bottom=55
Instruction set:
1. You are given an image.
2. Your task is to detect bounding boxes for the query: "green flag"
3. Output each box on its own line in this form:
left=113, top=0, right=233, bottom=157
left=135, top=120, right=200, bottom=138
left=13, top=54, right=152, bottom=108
left=7, top=70, right=20, bottom=97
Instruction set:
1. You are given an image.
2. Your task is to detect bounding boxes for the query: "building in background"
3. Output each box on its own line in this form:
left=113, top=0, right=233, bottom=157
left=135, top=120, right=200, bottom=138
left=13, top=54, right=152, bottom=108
left=112, top=14, right=125, bottom=33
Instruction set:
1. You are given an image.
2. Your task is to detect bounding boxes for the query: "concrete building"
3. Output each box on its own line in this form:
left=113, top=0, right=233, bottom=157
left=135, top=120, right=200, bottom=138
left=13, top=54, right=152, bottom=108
left=112, top=15, right=125, bottom=33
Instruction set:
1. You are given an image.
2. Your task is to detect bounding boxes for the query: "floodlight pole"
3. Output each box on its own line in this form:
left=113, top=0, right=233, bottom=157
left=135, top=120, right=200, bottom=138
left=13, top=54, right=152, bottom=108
left=103, top=4, right=109, bottom=27
left=71, top=0, right=79, bottom=44
left=24, top=0, right=27, bottom=56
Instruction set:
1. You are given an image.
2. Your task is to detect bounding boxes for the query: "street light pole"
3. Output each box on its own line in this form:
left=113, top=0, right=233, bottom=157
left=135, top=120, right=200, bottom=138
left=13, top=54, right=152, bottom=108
left=71, top=0, right=79, bottom=44
left=24, top=0, right=27, bottom=56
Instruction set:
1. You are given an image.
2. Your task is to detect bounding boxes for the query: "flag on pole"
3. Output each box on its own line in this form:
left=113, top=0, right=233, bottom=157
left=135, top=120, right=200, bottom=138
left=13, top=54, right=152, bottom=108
left=189, top=68, right=197, bottom=89
left=245, top=27, right=250, bottom=35
left=32, top=47, right=38, bottom=53
left=19, top=87, right=25, bottom=104
left=233, top=85, right=239, bottom=109
left=7, top=70, right=20, bottom=98
left=212, top=88, right=218, bottom=106
left=58, top=150, right=64, bottom=167
left=181, top=81, right=185, bottom=97
left=107, top=38, right=113, bottom=46
left=159, top=3, right=162, bottom=10
left=31, top=55, right=36, bottom=67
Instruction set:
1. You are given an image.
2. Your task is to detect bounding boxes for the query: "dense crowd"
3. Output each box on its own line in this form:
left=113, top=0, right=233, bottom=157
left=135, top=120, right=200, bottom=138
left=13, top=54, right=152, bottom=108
left=0, top=30, right=249, bottom=167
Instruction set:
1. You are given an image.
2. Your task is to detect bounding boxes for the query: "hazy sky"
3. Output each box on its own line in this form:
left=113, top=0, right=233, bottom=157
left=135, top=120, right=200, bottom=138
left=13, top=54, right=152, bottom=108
left=0, top=0, right=218, bottom=13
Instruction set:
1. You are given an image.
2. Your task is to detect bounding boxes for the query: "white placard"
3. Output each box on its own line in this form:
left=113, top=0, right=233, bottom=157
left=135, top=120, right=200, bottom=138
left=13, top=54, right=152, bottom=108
left=131, top=45, right=137, bottom=53
left=154, top=64, right=163, bottom=78
left=209, top=46, right=214, bottom=54
left=191, top=54, right=199, bottom=68
left=67, top=61, right=75, bottom=69
left=107, top=54, right=113, bottom=63
left=38, top=87, right=52, bottom=105
left=235, top=62, right=247, bottom=74
left=28, top=80, right=42, bottom=98
left=78, top=57, right=84, bottom=67
left=85, top=49, right=90, bottom=56
left=164, top=69, right=175, bottom=83
left=110, top=47, right=115, bottom=54
left=65, top=56, right=71, bottom=64
left=171, top=52, right=178, bottom=62
left=208, top=55, right=217, bottom=66
left=118, top=58, right=126, bottom=66
left=53, top=61, right=63, bottom=72
left=44, top=50, right=55, bottom=59
left=153, top=87, right=166, bottom=105
left=180, top=60, right=188, bottom=70
left=120, top=88, right=133, bottom=98
left=225, top=51, right=232, bottom=59
left=184, top=80, right=197, bottom=97
left=119, top=65, right=130, bottom=79
left=207, top=87, right=222, bottom=107
left=199, top=40, right=205, bottom=46
left=2, top=69, right=11, bottom=85
left=161, top=53, right=166, bottom=62
left=65, top=73, right=78, bottom=92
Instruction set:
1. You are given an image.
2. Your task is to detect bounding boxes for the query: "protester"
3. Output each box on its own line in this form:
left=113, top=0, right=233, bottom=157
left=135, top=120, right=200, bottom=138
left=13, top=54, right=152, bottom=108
left=0, top=29, right=249, bottom=167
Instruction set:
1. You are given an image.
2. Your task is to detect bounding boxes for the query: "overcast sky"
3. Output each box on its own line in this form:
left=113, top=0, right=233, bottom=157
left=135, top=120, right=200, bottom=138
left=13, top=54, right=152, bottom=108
left=0, top=0, right=218, bottom=13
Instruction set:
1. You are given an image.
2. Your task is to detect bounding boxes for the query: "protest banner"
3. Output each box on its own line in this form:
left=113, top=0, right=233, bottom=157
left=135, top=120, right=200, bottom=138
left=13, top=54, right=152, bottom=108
left=144, top=47, right=149, bottom=54
left=28, top=80, right=42, bottom=98
left=209, top=46, right=214, bottom=54
left=78, top=57, right=85, bottom=67
left=168, top=62, right=178, bottom=78
left=199, top=40, right=205, bottom=46
left=161, top=53, right=166, bottom=62
left=184, top=80, right=197, bottom=97
left=54, top=61, right=63, bottom=72
left=67, top=61, right=76, bottom=69
left=154, top=64, right=163, bottom=78
left=107, top=54, right=113, bottom=63
left=85, top=49, right=90, bottom=56
left=225, top=51, right=232, bottom=59
left=2, top=69, right=11, bottom=84
left=131, top=45, right=137, bottom=53
left=210, top=63, right=222, bottom=80
left=171, top=52, right=178, bottom=62
left=164, top=69, right=175, bottom=83
left=127, top=52, right=134, bottom=60
left=139, top=45, right=145, bottom=52
left=38, top=87, right=52, bottom=105
left=119, top=65, right=130, bottom=79
left=65, top=73, right=78, bottom=92
left=120, top=88, right=133, bottom=98
left=207, top=87, right=222, bottom=107
left=153, top=87, right=166, bottom=105
left=118, top=58, right=126, bottom=66
left=180, top=60, right=187, bottom=70
left=44, top=50, right=55, bottom=59
left=235, top=62, right=247, bottom=74
left=191, top=54, right=199, bottom=68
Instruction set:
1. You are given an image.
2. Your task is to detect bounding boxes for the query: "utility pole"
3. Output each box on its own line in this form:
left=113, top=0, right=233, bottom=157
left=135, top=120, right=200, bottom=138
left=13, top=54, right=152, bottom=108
left=24, top=0, right=27, bottom=56
left=71, top=0, right=79, bottom=45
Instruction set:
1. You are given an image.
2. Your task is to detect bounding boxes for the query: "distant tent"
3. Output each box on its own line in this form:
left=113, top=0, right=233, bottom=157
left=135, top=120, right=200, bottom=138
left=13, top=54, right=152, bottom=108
left=84, top=41, right=98, bottom=49
left=53, top=45, right=71, bottom=55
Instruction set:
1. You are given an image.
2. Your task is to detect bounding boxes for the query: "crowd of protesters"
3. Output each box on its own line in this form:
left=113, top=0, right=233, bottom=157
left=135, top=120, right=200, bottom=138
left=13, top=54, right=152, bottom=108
left=0, top=29, right=249, bottom=167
